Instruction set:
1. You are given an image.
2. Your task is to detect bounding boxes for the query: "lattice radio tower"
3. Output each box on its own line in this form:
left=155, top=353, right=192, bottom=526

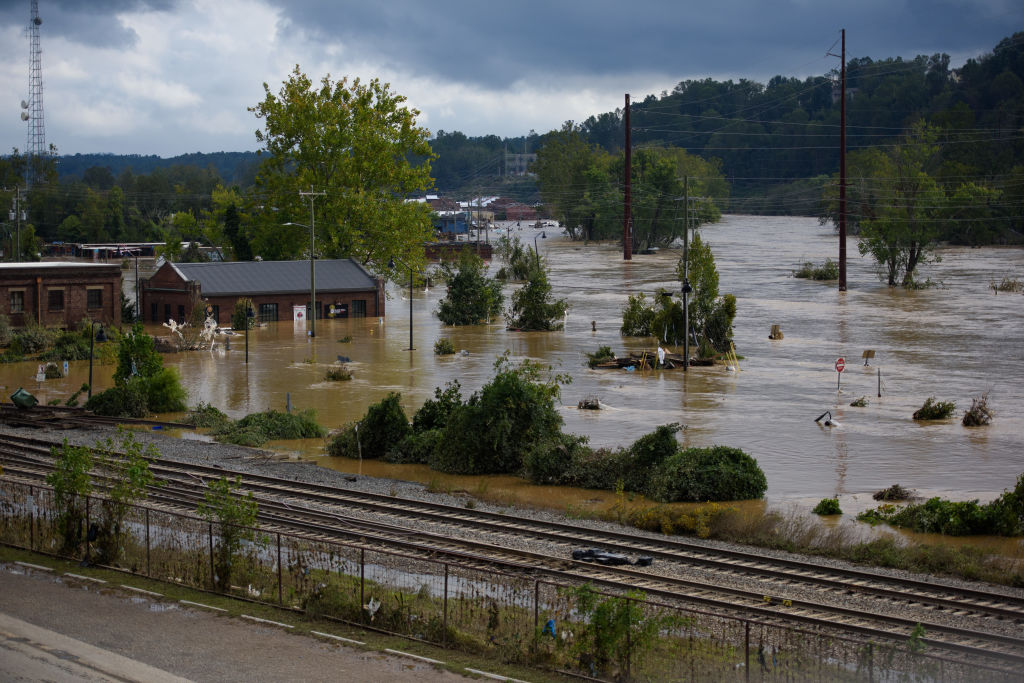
left=21, top=0, right=47, bottom=186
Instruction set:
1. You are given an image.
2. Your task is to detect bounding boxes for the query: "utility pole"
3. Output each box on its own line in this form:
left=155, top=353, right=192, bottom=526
left=683, top=176, right=690, bottom=370
left=299, top=187, right=325, bottom=338
left=829, top=30, right=848, bottom=291
left=624, top=93, right=632, bottom=261
left=9, top=188, right=26, bottom=262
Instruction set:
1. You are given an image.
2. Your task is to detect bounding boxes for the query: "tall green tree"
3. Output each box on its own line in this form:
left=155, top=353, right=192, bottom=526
left=436, top=250, right=504, bottom=325
left=676, top=231, right=736, bottom=355
left=250, top=66, right=436, bottom=275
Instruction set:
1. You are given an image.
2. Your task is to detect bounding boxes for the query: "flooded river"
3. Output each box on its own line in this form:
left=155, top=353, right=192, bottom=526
left=7, top=216, right=1024, bottom=513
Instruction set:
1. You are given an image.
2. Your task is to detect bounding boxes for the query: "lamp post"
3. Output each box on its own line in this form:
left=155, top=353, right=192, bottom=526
left=388, top=258, right=414, bottom=351
left=533, top=231, right=546, bottom=268
left=87, top=321, right=106, bottom=400
left=282, top=221, right=317, bottom=338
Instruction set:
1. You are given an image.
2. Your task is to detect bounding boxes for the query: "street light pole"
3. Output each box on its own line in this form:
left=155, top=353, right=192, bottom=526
left=298, top=187, right=325, bottom=337
left=533, top=231, right=546, bottom=268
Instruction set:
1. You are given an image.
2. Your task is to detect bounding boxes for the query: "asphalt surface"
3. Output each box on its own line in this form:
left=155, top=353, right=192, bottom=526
left=0, top=562, right=475, bottom=682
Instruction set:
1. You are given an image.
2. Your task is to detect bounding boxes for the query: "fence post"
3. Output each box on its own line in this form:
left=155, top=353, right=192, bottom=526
left=277, top=533, right=283, bottom=605
left=625, top=600, right=632, bottom=681
left=208, top=521, right=215, bottom=589
left=145, top=507, right=151, bottom=577
left=533, top=581, right=539, bottom=650
left=85, top=495, right=90, bottom=559
left=443, top=564, right=449, bottom=646
left=745, top=621, right=750, bottom=683
left=29, top=485, right=34, bottom=551
left=868, top=642, right=873, bottom=682
left=359, top=548, right=365, bottom=624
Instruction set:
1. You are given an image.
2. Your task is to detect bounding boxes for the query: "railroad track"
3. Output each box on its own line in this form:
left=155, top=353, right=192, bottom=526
left=2, top=430, right=1023, bottom=670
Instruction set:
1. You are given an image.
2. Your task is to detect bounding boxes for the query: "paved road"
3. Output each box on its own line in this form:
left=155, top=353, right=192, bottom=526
left=0, top=562, right=474, bottom=682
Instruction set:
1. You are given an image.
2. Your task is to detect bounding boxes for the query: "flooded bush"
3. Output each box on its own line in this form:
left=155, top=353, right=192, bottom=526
left=859, top=474, right=1024, bottom=536
left=433, top=338, right=455, bottom=355
left=990, top=276, right=1023, bottom=293
left=505, top=267, right=568, bottom=331
left=585, top=345, right=615, bottom=367
left=793, top=258, right=839, bottom=280
left=435, top=250, right=504, bottom=326
left=328, top=393, right=410, bottom=459
left=411, top=381, right=463, bottom=434
left=962, top=393, right=993, bottom=426
left=813, top=498, right=842, bottom=515
left=324, top=364, right=353, bottom=381
left=185, top=402, right=232, bottom=430
left=620, top=292, right=656, bottom=337
left=85, top=378, right=150, bottom=418
left=850, top=396, right=869, bottom=407
left=216, top=409, right=326, bottom=447
left=912, top=397, right=955, bottom=420
left=874, top=484, right=913, bottom=501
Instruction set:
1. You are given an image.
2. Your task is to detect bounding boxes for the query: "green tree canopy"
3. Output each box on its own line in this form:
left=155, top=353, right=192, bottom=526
left=250, top=66, right=436, bottom=276
left=436, top=250, right=504, bottom=325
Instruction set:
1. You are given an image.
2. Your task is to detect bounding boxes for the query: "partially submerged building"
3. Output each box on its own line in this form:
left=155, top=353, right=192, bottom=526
left=0, top=262, right=121, bottom=329
left=141, top=259, right=386, bottom=325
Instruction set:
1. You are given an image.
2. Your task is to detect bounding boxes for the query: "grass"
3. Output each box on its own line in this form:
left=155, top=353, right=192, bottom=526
left=213, top=409, right=327, bottom=447
left=433, top=338, right=456, bottom=355
left=324, top=365, right=353, bottom=381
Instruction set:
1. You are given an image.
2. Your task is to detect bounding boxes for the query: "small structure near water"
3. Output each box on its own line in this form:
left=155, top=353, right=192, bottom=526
left=592, top=350, right=708, bottom=370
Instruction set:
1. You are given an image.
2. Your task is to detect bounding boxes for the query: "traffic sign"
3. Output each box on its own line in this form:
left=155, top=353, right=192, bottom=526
left=835, top=357, right=845, bottom=373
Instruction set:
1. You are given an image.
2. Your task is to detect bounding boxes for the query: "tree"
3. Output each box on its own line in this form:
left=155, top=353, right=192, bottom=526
left=45, top=439, right=93, bottom=555
left=92, top=429, right=159, bottom=564
left=197, top=476, right=260, bottom=592
left=533, top=121, right=604, bottom=240
left=505, top=264, right=568, bottom=331
left=86, top=322, right=187, bottom=416
left=250, top=66, right=436, bottom=275
left=676, top=231, right=735, bottom=355
left=436, top=250, right=504, bottom=325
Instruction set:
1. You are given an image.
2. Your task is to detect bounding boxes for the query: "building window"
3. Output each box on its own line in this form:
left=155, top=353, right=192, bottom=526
left=164, top=304, right=171, bottom=323
left=48, top=289, right=64, bottom=312
left=151, top=302, right=158, bottom=322
left=177, top=305, right=185, bottom=323
left=10, top=291, right=24, bottom=314
left=258, top=303, right=278, bottom=323
left=351, top=299, right=367, bottom=318
left=87, top=289, right=103, bottom=309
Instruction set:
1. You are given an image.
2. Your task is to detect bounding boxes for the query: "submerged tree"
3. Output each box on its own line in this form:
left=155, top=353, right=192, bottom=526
left=505, top=263, right=568, bottom=331
left=675, top=231, right=736, bottom=355
left=436, top=250, right=504, bottom=325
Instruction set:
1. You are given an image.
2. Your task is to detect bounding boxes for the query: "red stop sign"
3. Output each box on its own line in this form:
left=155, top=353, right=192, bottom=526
left=835, top=357, right=846, bottom=373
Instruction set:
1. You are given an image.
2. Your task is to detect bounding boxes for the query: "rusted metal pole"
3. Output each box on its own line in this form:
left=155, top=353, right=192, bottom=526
left=839, top=28, right=847, bottom=292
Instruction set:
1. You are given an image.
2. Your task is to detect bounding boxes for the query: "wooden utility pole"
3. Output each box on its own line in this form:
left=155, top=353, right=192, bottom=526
left=624, top=93, right=632, bottom=261
left=299, top=187, right=325, bottom=337
left=839, top=29, right=847, bottom=291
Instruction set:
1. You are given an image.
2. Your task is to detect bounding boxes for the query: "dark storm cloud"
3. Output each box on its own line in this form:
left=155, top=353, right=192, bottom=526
left=271, top=0, right=1024, bottom=86
left=0, top=0, right=182, bottom=48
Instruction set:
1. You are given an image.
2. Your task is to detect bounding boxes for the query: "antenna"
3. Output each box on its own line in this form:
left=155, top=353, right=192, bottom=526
left=25, top=0, right=47, bottom=186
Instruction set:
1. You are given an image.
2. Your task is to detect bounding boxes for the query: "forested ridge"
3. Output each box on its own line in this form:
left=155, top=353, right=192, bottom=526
left=2, top=32, right=1022, bottom=255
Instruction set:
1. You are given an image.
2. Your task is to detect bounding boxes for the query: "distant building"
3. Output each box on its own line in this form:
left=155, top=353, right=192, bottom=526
left=141, top=259, right=386, bottom=325
left=0, top=262, right=121, bottom=329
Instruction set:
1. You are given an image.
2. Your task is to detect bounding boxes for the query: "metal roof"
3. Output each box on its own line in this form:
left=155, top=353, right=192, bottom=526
left=171, top=259, right=378, bottom=296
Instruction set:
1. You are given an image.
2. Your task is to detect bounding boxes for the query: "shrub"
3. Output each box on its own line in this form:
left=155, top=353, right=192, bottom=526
left=794, top=258, right=839, bottom=280
left=874, top=484, right=913, bottom=501
left=324, top=364, right=353, bottom=381
left=813, top=498, right=842, bottom=515
left=386, top=429, right=443, bottom=465
left=585, top=345, right=616, bottom=368
left=647, top=445, right=767, bottom=502
left=522, top=433, right=589, bottom=485
left=0, top=314, right=11, bottom=346
left=913, top=397, right=955, bottom=420
left=12, top=322, right=56, bottom=355
left=494, top=235, right=533, bottom=282
left=145, top=368, right=188, bottom=412
left=620, top=293, right=655, bottom=338
left=44, top=362, right=63, bottom=379
left=327, top=393, right=410, bottom=459
left=411, top=381, right=463, bottom=433
left=45, top=439, right=93, bottom=555
left=197, top=475, right=260, bottom=591
left=231, top=297, right=256, bottom=331
left=185, top=402, right=232, bottom=430
left=216, top=409, right=325, bottom=446
left=991, top=276, right=1023, bottom=293
left=433, top=338, right=456, bottom=355
left=85, top=379, right=150, bottom=418
left=850, top=396, right=869, bottom=407
left=962, top=393, right=993, bottom=426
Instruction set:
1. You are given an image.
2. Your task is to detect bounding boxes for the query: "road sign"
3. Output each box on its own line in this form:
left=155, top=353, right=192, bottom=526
left=835, top=357, right=846, bottom=373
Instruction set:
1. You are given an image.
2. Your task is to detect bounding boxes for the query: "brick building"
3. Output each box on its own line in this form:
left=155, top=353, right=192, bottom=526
left=141, top=259, right=386, bottom=325
left=0, top=262, right=121, bottom=329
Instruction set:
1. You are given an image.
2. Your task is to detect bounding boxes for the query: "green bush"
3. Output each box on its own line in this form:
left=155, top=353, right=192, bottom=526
left=522, top=433, right=589, bottom=485
left=794, top=258, right=839, bottom=280
left=962, top=394, right=993, bottom=426
left=232, top=297, right=256, bottom=331
left=813, top=498, right=842, bottom=515
left=913, top=397, right=955, bottom=420
left=185, top=402, right=232, bottom=430
left=620, top=293, right=655, bottom=338
left=647, top=445, right=767, bottom=502
left=146, top=368, right=188, bottom=413
left=327, top=393, right=410, bottom=459
left=433, top=338, right=456, bottom=355
left=386, top=429, right=443, bottom=465
left=873, top=484, right=913, bottom=501
left=850, top=396, right=869, bottom=407
left=85, top=379, right=150, bottom=418
left=12, top=323, right=56, bottom=355
left=505, top=267, right=568, bottom=331
left=216, top=409, right=325, bottom=446
left=324, top=365, right=353, bottom=381
left=429, top=357, right=566, bottom=474
left=411, top=381, right=463, bottom=433
left=585, top=345, right=615, bottom=368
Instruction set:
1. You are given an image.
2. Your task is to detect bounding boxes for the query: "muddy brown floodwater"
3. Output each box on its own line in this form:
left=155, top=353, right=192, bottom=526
left=6, top=216, right=1024, bottom=528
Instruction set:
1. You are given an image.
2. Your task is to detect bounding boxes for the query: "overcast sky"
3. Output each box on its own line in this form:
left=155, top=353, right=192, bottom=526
left=0, top=0, right=1021, bottom=157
